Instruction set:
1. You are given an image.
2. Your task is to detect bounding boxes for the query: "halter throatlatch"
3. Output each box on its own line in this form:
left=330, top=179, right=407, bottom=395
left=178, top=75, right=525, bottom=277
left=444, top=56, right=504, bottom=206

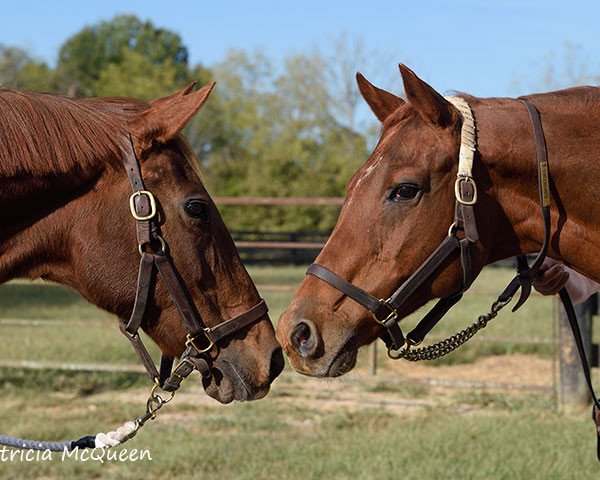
left=307, top=97, right=600, bottom=459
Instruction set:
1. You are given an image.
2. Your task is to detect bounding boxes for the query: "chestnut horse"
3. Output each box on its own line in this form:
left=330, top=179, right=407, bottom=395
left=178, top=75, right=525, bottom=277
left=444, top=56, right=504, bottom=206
left=277, top=64, right=600, bottom=377
left=0, top=84, right=283, bottom=403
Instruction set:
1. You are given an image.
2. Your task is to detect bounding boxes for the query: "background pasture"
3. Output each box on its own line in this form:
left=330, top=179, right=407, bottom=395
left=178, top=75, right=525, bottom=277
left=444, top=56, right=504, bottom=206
left=2, top=4, right=600, bottom=478
left=0, top=266, right=598, bottom=479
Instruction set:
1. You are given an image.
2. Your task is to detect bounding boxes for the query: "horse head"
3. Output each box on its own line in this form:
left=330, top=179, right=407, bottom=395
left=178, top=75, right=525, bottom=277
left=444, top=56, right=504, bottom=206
left=277, top=65, right=499, bottom=377
left=1, top=83, right=284, bottom=402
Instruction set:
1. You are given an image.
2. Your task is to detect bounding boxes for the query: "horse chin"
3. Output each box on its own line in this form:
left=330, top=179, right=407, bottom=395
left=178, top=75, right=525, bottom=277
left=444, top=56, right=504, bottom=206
left=286, top=334, right=359, bottom=378
left=201, top=359, right=270, bottom=404
left=326, top=345, right=358, bottom=377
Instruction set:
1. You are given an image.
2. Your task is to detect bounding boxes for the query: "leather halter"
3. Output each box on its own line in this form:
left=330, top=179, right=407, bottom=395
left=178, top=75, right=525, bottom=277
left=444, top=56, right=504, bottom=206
left=307, top=99, right=600, bottom=458
left=121, top=134, right=268, bottom=392
left=308, top=96, right=479, bottom=351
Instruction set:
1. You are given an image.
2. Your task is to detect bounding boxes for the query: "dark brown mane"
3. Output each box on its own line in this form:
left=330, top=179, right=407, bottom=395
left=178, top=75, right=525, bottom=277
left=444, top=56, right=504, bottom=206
left=0, top=89, right=147, bottom=177
left=457, top=86, right=600, bottom=115
left=519, top=85, right=600, bottom=113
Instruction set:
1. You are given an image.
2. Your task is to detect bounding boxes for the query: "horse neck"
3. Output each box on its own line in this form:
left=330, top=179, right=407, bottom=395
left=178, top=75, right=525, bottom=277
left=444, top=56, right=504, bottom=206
left=475, top=93, right=600, bottom=277
left=0, top=143, right=119, bottom=287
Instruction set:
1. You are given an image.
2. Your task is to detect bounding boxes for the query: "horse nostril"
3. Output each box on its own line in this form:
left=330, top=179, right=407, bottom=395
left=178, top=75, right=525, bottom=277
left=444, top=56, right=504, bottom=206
left=269, top=346, right=285, bottom=382
left=290, top=320, right=319, bottom=358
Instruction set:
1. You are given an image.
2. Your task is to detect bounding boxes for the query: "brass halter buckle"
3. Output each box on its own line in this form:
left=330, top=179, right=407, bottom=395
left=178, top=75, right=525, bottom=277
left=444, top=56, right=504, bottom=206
left=454, top=176, right=478, bottom=206
left=370, top=299, right=398, bottom=325
left=129, top=190, right=157, bottom=221
left=186, top=329, right=215, bottom=354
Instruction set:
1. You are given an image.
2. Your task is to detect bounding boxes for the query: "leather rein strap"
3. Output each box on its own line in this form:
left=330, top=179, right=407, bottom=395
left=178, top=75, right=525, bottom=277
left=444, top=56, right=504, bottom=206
left=120, top=134, right=268, bottom=392
left=308, top=98, right=600, bottom=459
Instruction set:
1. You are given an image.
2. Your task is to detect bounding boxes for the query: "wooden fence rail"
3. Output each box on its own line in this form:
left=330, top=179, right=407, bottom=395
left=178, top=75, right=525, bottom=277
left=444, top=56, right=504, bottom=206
left=1, top=197, right=595, bottom=410
left=214, top=197, right=344, bottom=206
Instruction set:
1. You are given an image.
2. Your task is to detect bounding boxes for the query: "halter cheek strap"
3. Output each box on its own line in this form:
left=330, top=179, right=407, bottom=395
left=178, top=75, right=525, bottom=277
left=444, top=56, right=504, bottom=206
left=120, top=134, right=268, bottom=392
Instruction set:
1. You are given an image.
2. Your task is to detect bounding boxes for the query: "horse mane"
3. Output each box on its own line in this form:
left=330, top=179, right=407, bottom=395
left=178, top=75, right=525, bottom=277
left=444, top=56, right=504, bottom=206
left=458, top=85, right=600, bottom=114
left=0, top=89, right=147, bottom=178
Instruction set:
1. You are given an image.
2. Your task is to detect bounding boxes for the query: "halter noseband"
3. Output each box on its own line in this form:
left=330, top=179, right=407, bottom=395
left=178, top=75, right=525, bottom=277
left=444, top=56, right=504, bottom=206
left=121, top=134, right=268, bottom=392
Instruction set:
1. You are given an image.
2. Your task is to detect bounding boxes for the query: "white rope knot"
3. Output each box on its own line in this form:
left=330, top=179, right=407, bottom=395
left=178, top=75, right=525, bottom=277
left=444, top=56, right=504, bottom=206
left=94, top=421, right=138, bottom=449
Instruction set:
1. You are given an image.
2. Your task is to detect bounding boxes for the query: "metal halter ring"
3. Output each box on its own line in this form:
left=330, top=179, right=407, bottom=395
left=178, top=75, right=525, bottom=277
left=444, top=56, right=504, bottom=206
left=138, top=235, right=167, bottom=256
left=149, top=381, right=176, bottom=405
left=447, top=221, right=459, bottom=237
left=387, top=345, right=407, bottom=360
left=130, top=190, right=157, bottom=221
left=370, top=299, right=398, bottom=325
left=454, top=176, right=478, bottom=206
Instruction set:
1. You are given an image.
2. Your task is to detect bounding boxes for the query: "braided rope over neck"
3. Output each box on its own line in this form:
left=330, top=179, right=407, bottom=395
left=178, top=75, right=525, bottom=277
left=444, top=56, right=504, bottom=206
left=446, top=96, right=477, bottom=178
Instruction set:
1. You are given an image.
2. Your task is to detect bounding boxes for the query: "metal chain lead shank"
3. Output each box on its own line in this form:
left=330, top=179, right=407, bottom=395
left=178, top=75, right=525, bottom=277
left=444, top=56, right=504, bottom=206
left=388, top=298, right=511, bottom=361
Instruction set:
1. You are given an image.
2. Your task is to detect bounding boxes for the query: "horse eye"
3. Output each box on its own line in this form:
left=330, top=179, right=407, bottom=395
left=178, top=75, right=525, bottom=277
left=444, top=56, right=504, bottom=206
left=389, top=183, right=420, bottom=202
left=184, top=199, right=210, bottom=222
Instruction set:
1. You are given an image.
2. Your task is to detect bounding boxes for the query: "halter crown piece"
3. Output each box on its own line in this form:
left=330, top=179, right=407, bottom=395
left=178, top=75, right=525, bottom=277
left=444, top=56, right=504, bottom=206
left=446, top=96, right=478, bottom=206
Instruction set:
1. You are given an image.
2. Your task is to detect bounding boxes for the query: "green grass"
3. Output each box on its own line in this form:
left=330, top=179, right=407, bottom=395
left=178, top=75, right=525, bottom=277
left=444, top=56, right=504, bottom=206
left=0, top=266, right=559, bottom=366
left=0, top=265, right=598, bottom=479
left=0, top=385, right=597, bottom=479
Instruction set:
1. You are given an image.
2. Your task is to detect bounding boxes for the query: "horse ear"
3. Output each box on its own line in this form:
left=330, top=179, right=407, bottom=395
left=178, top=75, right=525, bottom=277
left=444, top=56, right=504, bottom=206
left=132, top=81, right=215, bottom=152
left=180, top=81, right=197, bottom=96
left=399, top=64, right=454, bottom=127
left=356, top=72, right=404, bottom=122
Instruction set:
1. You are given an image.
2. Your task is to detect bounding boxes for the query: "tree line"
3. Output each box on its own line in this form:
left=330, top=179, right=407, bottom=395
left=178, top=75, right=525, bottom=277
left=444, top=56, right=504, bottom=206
left=1, top=15, right=392, bottom=232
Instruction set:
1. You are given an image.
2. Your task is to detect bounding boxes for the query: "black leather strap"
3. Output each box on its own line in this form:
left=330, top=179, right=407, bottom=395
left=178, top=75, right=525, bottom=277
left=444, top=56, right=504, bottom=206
left=520, top=100, right=551, bottom=273
left=153, top=253, right=207, bottom=340
left=306, top=264, right=383, bottom=312
left=405, top=294, right=463, bottom=346
left=558, top=288, right=600, bottom=460
left=118, top=134, right=269, bottom=392
left=208, top=299, right=269, bottom=343
left=386, top=235, right=461, bottom=311
left=124, top=253, right=156, bottom=335
left=308, top=234, right=465, bottom=351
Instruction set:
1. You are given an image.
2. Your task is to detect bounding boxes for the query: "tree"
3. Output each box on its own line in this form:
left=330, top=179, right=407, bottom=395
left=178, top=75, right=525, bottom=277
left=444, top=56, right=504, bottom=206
left=94, top=50, right=184, bottom=100
left=202, top=48, right=369, bottom=232
left=0, top=44, right=56, bottom=91
left=56, top=14, right=190, bottom=97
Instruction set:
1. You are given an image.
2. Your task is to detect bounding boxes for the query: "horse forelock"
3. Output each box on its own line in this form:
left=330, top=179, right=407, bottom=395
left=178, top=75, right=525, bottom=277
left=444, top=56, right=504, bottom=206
left=0, top=89, right=146, bottom=179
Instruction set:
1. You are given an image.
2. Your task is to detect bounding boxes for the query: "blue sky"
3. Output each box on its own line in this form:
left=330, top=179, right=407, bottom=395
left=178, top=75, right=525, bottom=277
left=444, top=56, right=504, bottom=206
left=2, top=1, right=599, bottom=98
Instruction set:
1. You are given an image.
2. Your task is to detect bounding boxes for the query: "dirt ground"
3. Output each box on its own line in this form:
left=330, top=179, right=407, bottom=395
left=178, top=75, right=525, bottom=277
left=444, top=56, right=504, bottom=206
left=87, top=354, right=557, bottom=422
left=370, top=353, right=553, bottom=387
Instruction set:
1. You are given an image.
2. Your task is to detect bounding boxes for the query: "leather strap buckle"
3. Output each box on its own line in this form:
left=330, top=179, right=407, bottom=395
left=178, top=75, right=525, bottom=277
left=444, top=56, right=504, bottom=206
left=186, top=330, right=214, bottom=354
left=371, top=299, right=398, bottom=325
left=130, top=190, right=157, bottom=221
left=454, top=176, right=478, bottom=206
left=171, top=357, right=195, bottom=381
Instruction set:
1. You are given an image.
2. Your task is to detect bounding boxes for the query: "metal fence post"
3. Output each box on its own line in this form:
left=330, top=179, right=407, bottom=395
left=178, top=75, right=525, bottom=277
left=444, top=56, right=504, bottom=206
left=557, top=293, right=596, bottom=411
left=369, top=342, right=377, bottom=376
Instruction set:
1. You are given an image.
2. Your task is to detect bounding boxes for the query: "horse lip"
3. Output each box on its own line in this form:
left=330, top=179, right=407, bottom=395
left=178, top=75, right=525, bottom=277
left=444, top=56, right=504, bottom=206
left=326, top=336, right=358, bottom=377
left=221, top=359, right=268, bottom=402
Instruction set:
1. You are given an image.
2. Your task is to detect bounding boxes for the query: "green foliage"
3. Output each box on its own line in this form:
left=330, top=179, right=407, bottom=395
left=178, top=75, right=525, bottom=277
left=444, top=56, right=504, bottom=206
left=56, top=14, right=190, bottom=97
left=6, top=16, right=385, bottom=232
left=94, top=50, right=184, bottom=100
left=0, top=44, right=57, bottom=91
left=204, top=49, right=369, bottom=231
